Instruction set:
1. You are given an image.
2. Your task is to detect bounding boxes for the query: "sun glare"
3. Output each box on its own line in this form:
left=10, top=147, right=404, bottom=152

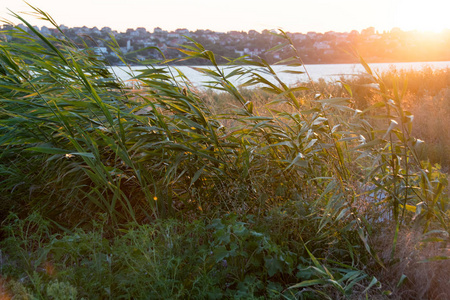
left=395, top=0, right=449, bottom=32
left=1, top=0, right=448, bottom=33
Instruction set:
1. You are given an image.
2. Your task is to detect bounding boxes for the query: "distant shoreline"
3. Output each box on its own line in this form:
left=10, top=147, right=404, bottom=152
left=110, top=60, right=450, bottom=68
left=108, top=61, right=450, bottom=86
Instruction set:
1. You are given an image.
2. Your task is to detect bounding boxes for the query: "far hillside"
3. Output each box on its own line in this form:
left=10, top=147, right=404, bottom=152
left=2, top=22, right=449, bottom=65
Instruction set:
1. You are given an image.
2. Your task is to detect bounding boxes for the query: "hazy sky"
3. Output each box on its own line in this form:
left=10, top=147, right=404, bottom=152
left=0, top=0, right=448, bottom=33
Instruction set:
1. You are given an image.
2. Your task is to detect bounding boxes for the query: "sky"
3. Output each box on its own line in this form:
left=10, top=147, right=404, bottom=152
left=0, top=0, right=449, bottom=33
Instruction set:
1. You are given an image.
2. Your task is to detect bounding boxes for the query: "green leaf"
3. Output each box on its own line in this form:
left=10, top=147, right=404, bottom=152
left=420, top=256, right=449, bottom=262
left=289, top=279, right=328, bottom=289
left=316, top=98, right=351, bottom=105
left=284, top=153, right=308, bottom=170
left=26, top=146, right=70, bottom=155
left=363, top=276, right=379, bottom=293
left=70, top=152, right=96, bottom=159
left=265, top=256, right=283, bottom=277
left=267, top=43, right=288, bottom=53
left=280, top=70, right=305, bottom=75
left=214, top=246, right=230, bottom=262
left=382, top=119, right=398, bottom=139
left=397, top=274, right=408, bottom=288
left=190, top=165, right=205, bottom=187
left=353, top=138, right=384, bottom=150
left=359, top=55, right=373, bottom=76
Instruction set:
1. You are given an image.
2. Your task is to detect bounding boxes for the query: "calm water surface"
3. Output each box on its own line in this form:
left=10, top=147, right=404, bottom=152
left=110, top=61, right=450, bottom=88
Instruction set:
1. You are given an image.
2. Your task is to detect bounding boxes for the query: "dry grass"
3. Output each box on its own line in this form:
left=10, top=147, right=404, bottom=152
left=372, top=228, right=450, bottom=299
left=405, top=88, right=450, bottom=170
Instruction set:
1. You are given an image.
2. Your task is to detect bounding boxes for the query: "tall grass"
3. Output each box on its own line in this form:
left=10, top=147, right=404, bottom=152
left=340, top=67, right=450, bottom=168
left=0, top=8, right=449, bottom=299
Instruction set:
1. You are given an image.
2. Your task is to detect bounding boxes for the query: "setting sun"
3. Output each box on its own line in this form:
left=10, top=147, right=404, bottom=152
left=395, top=0, right=449, bottom=32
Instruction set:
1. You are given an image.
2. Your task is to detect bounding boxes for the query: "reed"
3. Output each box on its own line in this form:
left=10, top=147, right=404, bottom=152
left=0, top=8, right=448, bottom=299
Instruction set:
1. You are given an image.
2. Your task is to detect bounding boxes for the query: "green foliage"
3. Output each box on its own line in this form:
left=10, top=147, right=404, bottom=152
left=0, top=7, right=449, bottom=299
left=208, top=214, right=295, bottom=280
left=3, top=278, right=35, bottom=300
left=46, top=280, right=78, bottom=300
left=1, top=215, right=222, bottom=299
left=0, top=213, right=332, bottom=299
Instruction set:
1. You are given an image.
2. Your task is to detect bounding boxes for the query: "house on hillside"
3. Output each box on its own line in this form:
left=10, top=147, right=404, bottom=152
left=313, top=42, right=331, bottom=50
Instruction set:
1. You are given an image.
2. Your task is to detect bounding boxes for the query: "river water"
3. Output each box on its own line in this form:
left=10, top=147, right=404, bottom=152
left=110, top=61, right=450, bottom=88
